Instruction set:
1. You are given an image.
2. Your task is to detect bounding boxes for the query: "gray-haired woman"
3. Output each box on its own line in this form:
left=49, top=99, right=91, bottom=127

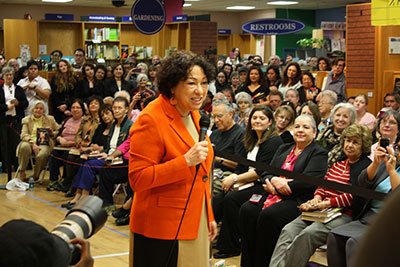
left=16, top=100, right=59, bottom=181
left=0, top=66, right=28, bottom=173
left=234, top=91, right=253, bottom=128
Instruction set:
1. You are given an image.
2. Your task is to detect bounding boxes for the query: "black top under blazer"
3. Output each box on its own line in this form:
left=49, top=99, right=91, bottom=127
left=0, top=83, right=29, bottom=123
left=262, top=141, right=329, bottom=204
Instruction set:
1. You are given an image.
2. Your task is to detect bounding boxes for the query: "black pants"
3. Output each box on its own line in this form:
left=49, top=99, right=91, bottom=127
left=213, top=184, right=264, bottom=254
left=49, top=149, right=69, bottom=182
left=62, top=154, right=83, bottom=187
left=98, top=159, right=133, bottom=206
left=239, top=193, right=300, bottom=267
left=133, top=233, right=178, bottom=267
left=0, top=119, right=21, bottom=173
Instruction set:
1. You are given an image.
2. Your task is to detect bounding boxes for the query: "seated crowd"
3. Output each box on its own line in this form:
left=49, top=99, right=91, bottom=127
left=0, top=48, right=399, bottom=266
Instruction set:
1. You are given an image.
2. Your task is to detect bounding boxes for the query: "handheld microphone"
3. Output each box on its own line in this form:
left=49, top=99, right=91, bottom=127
left=197, top=112, right=210, bottom=171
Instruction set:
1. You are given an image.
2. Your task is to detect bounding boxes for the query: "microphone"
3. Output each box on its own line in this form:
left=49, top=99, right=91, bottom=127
left=197, top=112, right=210, bottom=171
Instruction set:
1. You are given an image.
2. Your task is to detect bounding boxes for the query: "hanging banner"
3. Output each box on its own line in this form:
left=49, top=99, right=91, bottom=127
left=371, top=0, right=400, bottom=26
left=242, top=18, right=305, bottom=36
left=131, top=0, right=166, bottom=35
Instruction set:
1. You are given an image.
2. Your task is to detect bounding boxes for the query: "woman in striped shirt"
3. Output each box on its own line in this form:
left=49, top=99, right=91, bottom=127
left=269, top=123, right=372, bottom=267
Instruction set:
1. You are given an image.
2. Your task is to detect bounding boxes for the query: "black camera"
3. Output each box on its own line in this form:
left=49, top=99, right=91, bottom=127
left=52, top=196, right=107, bottom=265
left=140, top=92, right=146, bottom=99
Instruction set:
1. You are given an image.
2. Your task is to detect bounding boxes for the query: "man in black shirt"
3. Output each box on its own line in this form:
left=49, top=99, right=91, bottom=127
left=210, top=98, right=244, bottom=199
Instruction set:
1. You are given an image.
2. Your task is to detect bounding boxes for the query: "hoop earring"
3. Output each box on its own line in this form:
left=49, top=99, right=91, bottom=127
left=170, top=95, right=177, bottom=105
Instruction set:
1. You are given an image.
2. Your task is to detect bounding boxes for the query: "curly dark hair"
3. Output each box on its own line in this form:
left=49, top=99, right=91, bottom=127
left=157, top=51, right=216, bottom=98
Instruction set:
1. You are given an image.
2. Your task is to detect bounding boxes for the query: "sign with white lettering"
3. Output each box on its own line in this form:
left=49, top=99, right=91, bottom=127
left=242, top=18, right=305, bottom=35
left=131, top=0, right=166, bottom=35
left=88, top=15, right=116, bottom=22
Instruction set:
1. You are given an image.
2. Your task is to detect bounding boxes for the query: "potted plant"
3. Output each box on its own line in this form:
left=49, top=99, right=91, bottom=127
left=296, top=38, right=323, bottom=48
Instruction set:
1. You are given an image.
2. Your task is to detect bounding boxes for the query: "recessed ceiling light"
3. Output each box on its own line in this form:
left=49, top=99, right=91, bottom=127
left=42, top=0, right=72, bottom=2
left=183, top=3, right=192, bottom=7
left=226, top=6, right=255, bottom=10
left=267, top=1, right=299, bottom=5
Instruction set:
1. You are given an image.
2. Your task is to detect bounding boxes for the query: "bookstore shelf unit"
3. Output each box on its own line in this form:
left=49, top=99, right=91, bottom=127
left=3, top=19, right=217, bottom=64
left=217, top=33, right=258, bottom=57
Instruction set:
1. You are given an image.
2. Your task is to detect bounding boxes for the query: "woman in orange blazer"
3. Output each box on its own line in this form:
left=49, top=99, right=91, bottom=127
left=129, top=51, right=217, bottom=267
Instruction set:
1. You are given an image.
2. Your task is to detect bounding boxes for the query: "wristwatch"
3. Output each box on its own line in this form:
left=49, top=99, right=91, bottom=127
left=220, top=158, right=224, bottom=164
left=232, top=174, right=238, bottom=184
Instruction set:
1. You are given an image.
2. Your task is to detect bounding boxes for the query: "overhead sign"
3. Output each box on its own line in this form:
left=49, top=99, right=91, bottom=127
left=242, top=18, right=305, bottom=35
left=88, top=15, right=116, bottom=22
left=371, top=0, right=400, bottom=26
left=131, top=0, right=166, bottom=35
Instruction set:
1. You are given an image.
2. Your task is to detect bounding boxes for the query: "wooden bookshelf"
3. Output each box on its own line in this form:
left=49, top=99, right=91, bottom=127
left=3, top=19, right=217, bottom=62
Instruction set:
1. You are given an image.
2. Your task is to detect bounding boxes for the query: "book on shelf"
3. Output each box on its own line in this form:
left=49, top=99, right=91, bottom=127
left=302, top=207, right=342, bottom=217
left=301, top=212, right=342, bottom=223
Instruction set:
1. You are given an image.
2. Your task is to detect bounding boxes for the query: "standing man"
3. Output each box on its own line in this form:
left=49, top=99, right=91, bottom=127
left=72, top=48, right=85, bottom=72
left=17, top=60, right=51, bottom=116
left=324, top=57, right=346, bottom=102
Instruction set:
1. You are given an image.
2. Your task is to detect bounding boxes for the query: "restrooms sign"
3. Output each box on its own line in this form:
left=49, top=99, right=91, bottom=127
left=242, top=18, right=305, bottom=35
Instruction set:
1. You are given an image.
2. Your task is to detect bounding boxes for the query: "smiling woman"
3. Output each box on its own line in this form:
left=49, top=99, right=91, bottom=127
left=129, top=51, right=217, bottom=267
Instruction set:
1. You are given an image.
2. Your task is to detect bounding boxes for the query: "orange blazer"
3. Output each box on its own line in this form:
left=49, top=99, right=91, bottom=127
left=129, top=95, right=215, bottom=240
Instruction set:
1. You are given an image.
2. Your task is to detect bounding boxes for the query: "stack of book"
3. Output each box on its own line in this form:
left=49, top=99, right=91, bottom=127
left=301, top=207, right=342, bottom=223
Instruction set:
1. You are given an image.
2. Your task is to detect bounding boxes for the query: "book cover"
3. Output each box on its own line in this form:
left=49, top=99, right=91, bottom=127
left=301, top=212, right=342, bottom=223
left=37, top=128, right=50, bottom=146
left=302, top=207, right=342, bottom=218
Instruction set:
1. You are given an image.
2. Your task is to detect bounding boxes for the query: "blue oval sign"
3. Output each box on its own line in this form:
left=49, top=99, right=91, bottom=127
left=131, top=0, right=166, bottom=35
left=242, top=18, right=305, bottom=36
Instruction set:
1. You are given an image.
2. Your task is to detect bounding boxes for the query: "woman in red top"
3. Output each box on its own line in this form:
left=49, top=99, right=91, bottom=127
left=269, top=123, right=372, bottom=267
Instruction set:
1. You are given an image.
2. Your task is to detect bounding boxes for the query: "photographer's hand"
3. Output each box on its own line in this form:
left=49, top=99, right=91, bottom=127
left=70, top=238, right=94, bottom=267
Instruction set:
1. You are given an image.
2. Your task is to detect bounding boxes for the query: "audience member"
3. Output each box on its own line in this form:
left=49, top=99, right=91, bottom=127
left=215, top=70, right=230, bottom=93
left=47, top=49, right=63, bottom=71
left=213, top=105, right=283, bottom=259
left=316, top=103, right=356, bottom=167
left=72, top=48, right=85, bottom=71
left=353, top=94, right=376, bottom=130
left=298, top=71, right=320, bottom=104
left=271, top=124, right=372, bottom=267
left=317, top=57, right=331, bottom=71
left=327, top=141, right=400, bottom=267
left=47, top=99, right=85, bottom=191
left=318, top=90, right=337, bottom=130
left=103, top=63, right=134, bottom=98
left=239, top=114, right=328, bottom=267
left=62, top=97, right=132, bottom=209
left=239, top=66, right=269, bottom=104
left=284, top=89, right=301, bottom=113
left=299, top=101, right=321, bottom=129
left=274, top=105, right=295, bottom=143
left=267, top=91, right=282, bottom=112
left=234, top=92, right=253, bottom=128
left=78, top=63, right=103, bottom=103
left=309, top=56, right=318, bottom=70
left=383, top=92, right=400, bottom=112
left=285, top=55, right=293, bottom=65
left=223, top=63, right=233, bottom=78
left=53, top=95, right=103, bottom=193
left=151, top=54, right=161, bottom=66
left=226, top=47, right=241, bottom=65
left=279, top=62, right=302, bottom=98
left=17, top=60, right=51, bottom=116
left=369, top=110, right=400, bottom=160
left=50, top=59, right=79, bottom=123
left=266, top=65, right=281, bottom=89
left=16, top=100, right=59, bottom=181
left=230, top=71, right=240, bottom=93
left=0, top=67, right=28, bottom=173
left=268, top=55, right=281, bottom=66
left=324, top=57, right=346, bottom=102
left=131, top=74, right=155, bottom=111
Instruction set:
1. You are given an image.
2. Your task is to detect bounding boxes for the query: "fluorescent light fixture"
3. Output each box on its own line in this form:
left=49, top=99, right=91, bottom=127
left=42, top=0, right=72, bottom=2
left=183, top=3, right=192, bottom=7
left=185, top=0, right=200, bottom=1
left=267, top=1, right=299, bottom=5
left=226, top=6, right=255, bottom=10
